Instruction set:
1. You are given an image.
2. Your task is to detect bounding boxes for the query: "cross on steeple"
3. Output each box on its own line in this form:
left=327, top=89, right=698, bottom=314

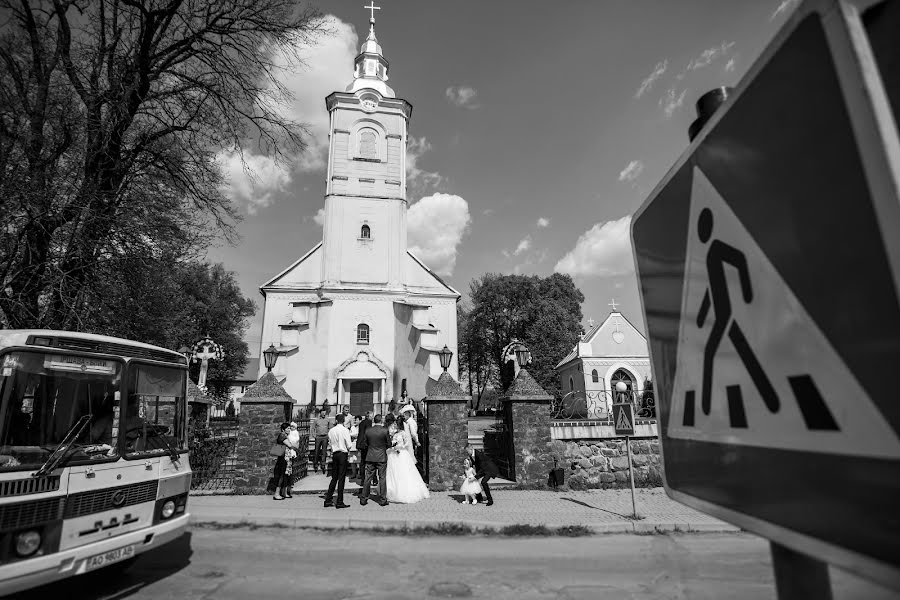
left=364, top=1, right=381, bottom=23
left=587, top=317, right=595, bottom=328
left=608, top=299, right=620, bottom=312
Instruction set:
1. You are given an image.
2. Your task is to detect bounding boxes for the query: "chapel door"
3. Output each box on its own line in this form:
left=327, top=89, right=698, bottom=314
left=349, top=380, right=374, bottom=416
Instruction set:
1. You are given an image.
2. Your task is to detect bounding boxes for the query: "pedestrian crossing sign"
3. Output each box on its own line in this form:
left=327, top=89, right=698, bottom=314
left=612, top=403, right=634, bottom=436
left=630, top=0, right=900, bottom=588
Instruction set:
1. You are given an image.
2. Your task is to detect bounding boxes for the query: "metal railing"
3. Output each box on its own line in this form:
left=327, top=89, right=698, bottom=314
left=550, top=390, right=656, bottom=421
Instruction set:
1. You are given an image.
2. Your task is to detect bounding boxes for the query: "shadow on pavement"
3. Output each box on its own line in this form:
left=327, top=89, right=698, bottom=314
left=560, top=496, right=629, bottom=519
left=8, top=532, right=193, bottom=600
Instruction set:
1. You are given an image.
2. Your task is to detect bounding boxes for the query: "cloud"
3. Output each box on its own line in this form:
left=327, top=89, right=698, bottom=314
left=267, top=16, right=359, bottom=171
left=771, top=0, right=800, bottom=20
left=407, top=193, right=471, bottom=276
left=687, top=42, right=736, bottom=70
left=310, top=208, right=326, bottom=226
left=635, top=59, right=668, bottom=99
left=445, top=85, right=480, bottom=109
left=218, top=151, right=292, bottom=214
left=725, top=58, right=736, bottom=72
left=536, top=217, right=550, bottom=228
left=555, top=215, right=635, bottom=278
left=618, top=160, right=645, bottom=183
left=514, top=236, right=532, bottom=256
left=660, top=87, right=688, bottom=118
left=483, top=208, right=495, bottom=216
left=407, top=136, right=444, bottom=195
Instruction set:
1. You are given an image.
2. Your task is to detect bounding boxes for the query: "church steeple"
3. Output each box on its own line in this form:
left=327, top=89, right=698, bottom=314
left=347, top=2, right=394, bottom=98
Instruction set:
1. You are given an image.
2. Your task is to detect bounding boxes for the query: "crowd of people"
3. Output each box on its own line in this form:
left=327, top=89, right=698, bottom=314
left=271, top=402, right=498, bottom=508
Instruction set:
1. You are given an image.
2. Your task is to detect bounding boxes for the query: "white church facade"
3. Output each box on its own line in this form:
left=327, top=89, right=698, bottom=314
left=256, top=13, right=459, bottom=415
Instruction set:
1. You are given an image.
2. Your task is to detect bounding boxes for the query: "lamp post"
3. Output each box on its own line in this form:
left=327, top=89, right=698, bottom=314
left=615, top=379, right=638, bottom=518
left=514, top=345, right=532, bottom=369
left=439, top=345, right=453, bottom=372
left=263, top=343, right=279, bottom=373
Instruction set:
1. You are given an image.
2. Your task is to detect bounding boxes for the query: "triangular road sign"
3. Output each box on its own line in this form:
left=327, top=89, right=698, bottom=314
left=616, top=405, right=633, bottom=432
left=669, top=167, right=900, bottom=459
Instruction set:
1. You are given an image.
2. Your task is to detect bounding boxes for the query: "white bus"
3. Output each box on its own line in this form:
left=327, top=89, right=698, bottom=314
left=0, top=330, right=191, bottom=595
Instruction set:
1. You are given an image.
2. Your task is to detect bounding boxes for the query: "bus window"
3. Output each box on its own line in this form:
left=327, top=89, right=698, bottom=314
left=123, top=363, right=186, bottom=457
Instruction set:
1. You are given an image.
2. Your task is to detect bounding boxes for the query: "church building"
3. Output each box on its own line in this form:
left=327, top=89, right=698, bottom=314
left=256, top=9, right=460, bottom=415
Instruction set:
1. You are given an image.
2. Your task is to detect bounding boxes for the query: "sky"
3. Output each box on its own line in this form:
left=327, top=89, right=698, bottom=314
left=207, top=0, right=804, bottom=353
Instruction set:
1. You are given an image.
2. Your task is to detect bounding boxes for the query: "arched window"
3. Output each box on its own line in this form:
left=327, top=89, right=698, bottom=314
left=359, top=129, right=377, bottom=159
left=611, top=368, right=635, bottom=402
left=356, top=323, right=370, bottom=344
left=360, top=224, right=371, bottom=239
left=569, top=376, right=574, bottom=391
left=591, top=369, right=599, bottom=383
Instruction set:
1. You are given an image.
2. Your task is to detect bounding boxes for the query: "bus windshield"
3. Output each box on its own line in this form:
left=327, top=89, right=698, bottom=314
left=0, top=351, right=122, bottom=471
left=122, top=362, right=186, bottom=457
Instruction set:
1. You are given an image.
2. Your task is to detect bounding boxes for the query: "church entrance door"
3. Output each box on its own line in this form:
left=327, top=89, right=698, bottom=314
left=349, top=380, right=375, bottom=416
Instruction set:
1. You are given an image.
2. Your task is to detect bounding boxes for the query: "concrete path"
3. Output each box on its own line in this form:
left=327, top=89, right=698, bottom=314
left=187, top=487, right=740, bottom=533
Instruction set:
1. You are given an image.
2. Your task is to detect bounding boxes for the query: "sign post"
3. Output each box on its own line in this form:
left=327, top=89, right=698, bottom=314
left=631, top=0, right=900, bottom=594
left=612, top=386, right=637, bottom=518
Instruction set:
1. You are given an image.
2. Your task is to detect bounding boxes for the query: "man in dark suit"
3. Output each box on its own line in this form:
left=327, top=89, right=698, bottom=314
left=360, top=414, right=391, bottom=506
left=473, top=449, right=499, bottom=507
left=356, top=410, right=372, bottom=484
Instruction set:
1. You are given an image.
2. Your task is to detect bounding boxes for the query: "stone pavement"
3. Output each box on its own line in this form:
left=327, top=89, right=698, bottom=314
left=187, top=487, right=740, bottom=534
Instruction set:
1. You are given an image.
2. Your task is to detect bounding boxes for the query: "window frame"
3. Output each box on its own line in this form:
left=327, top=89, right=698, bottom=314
left=356, top=324, right=370, bottom=345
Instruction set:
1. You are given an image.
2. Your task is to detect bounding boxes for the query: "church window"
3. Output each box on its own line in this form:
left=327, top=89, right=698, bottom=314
left=357, top=323, right=370, bottom=344
left=591, top=369, right=599, bottom=383
left=360, top=224, right=371, bottom=239
left=365, top=59, right=376, bottom=76
left=569, top=376, right=574, bottom=391
left=359, top=129, right=377, bottom=159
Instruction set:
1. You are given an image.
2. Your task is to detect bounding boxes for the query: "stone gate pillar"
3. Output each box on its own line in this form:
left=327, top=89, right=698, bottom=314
left=501, top=368, right=554, bottom=485
left=424, top=372, right=471, bottom=491
left=232, top=372, right=294, bottom=494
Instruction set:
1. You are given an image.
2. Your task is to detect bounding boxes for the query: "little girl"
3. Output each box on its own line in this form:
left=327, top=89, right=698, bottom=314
left=459, top=456, right=482, bottom=504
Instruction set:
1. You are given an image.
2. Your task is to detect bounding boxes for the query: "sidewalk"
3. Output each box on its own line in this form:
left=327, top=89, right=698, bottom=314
left=187, top=486, right=741, bottom=534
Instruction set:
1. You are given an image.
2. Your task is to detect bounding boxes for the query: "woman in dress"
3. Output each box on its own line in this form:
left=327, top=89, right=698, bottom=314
left=385, top=413, right=430, bottom=504
left=272, top=422, right=294, bottom=500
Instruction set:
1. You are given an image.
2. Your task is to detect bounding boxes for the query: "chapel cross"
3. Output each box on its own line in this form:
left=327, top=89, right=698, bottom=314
left=587, top=317, right=595, bottom=328
left=194, top=343, right=218, bottom=389
left=608, top=299, right=620, bottom=312
left=364, top=1, right=380, bottom=22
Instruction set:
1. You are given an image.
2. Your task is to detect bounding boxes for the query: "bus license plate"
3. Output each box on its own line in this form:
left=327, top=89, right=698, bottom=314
left=85, top=544, right=134, bottom=571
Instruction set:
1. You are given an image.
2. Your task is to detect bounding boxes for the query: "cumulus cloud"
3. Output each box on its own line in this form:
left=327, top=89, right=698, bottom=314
left=555, top=215, right=635, bottom=278
left=660, top=87, right=688, bottom=118
left=725, top=58, right=736, bottom=72
left=771, top=0, right=800, bottom=20
left=445, top=85, right=480, bottom=109
left=407, top=193, right=471, bottom=276
left=619, top=160, right=644, bottom=183
left=514, top=236, right=532, bottom=256
left=537, top=217, right=550, bottom=228
left=407, top=136, right=444, bottom=194
left=267, top=16, right=359, bottom=171
left=635, top=59, right=668, bottom=99
left=310, top=208, right=326, bottom=226
left=687, top=42, right=736, bottom=70
left=218, top=151, right=292, bottom=214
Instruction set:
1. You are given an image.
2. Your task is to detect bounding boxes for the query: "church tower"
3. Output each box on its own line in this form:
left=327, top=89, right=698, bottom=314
left=256, top=5, right=460, bottom=415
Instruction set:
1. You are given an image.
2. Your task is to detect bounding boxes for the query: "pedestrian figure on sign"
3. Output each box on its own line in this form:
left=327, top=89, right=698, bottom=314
left=695, top=207, right=779, bottom=418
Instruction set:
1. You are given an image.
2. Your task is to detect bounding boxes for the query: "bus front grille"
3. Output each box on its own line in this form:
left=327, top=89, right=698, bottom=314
left=64, top=481, right=159, bottom=518
left=0, top=497, right=65, bottom=531
left=0, top=476, right=61, bottom=499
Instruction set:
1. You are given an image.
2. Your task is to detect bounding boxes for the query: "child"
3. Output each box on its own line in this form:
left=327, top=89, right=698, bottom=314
left=459, top=456, right=482, bottom=504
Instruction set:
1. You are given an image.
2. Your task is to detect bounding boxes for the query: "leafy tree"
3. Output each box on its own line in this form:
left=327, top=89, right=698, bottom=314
left=460, top=273, right=584, bottom=400
left=0, top=0, right=325, bottom=329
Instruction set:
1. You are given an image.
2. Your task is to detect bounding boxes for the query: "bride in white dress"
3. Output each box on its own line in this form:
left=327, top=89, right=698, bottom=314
left=385, top=414, right=430, bottom=504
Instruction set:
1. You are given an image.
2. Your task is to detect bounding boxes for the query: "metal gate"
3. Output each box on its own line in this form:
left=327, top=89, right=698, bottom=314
left=189, top=419, right=239, bottom=492
left=482, top=402, right=514, bottom=481
left=293, top=418, right=310, bottom=481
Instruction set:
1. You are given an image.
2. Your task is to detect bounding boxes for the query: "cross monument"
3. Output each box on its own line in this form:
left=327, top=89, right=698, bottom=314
left=365, top=1, right=380, bottom=22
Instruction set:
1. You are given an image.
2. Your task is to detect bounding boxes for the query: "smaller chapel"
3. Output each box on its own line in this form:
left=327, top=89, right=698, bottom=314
left=255, top=7, right=459, bottom=415
left=555, top=304, right=652, bottom=420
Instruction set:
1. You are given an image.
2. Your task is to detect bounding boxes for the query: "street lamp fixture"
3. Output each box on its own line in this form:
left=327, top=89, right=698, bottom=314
left=439, top=345, right=453, bottom=372
left=177, top=346, right=192, bottom=361
left=515, top=345, right=532, bottom=368
left=615, top=380, right=629, bottom=404
left=263, top=343, right=280, bottom=372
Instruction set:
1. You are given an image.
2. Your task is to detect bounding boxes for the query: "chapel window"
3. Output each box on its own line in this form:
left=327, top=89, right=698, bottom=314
left=357, top=323, right=370, bottom=345
left=591, top=369, right=599, bottom=383
left=569, top=376, right=574, bottom=392
left=359, top=129, right=377, bottom=159
left=360, top=224, right=371, bottom=239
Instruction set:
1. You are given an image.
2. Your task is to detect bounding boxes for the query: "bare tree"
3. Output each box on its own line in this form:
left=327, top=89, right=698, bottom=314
left=0, top=0, right=326, bottom=328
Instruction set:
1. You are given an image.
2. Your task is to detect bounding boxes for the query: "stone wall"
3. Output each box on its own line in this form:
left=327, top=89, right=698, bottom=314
left=508, top=400, right=554, bottom=485
left=232, top=400, right=291, bottom=494
left=425, top=399, right=469, bottom=491
left=548, top=438, right=662, bottom=490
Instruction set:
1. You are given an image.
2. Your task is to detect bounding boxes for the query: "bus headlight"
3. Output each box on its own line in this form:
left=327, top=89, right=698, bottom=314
left=160, top=500, right=176, bottom=519
left=14, top=531, right=41, bottom=557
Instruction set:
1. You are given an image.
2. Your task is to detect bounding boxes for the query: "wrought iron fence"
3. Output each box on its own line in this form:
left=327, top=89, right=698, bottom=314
left=189, top=419, right=239, bottom=492
left=551, top=390, right=656, bottom=421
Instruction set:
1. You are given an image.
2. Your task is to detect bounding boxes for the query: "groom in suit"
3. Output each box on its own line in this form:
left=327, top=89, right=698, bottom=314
left=360, top=414, right=391, bottom=506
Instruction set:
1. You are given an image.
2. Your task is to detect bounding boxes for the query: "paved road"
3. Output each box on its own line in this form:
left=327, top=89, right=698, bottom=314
left=14, top=528, right=897, bottom=600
